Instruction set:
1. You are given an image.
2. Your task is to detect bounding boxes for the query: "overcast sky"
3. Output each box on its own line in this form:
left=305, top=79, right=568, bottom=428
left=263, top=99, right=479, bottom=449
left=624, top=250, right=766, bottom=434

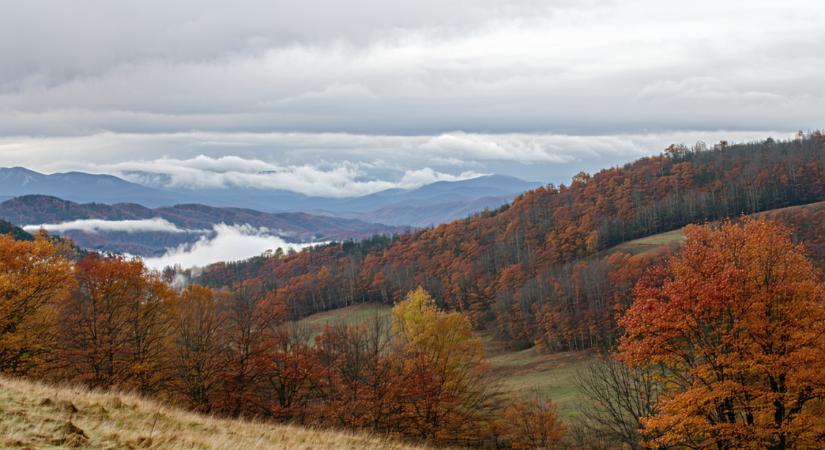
left=1, top=0, right=823, bottom=196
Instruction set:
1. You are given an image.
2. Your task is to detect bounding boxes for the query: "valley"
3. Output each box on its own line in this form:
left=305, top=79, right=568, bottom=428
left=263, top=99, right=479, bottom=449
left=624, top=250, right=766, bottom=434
left=5, top=3, right=824, bottom=447
left=2, top=135, right=825, bottom=449
left=296, top=303, right=595, bottom=419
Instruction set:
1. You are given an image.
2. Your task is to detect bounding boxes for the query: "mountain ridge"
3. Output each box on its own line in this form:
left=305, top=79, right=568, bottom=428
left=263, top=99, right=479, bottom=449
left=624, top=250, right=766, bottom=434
left=0, top=195, right=408, bottom=256
left=0, top=167, right=540, bottom=226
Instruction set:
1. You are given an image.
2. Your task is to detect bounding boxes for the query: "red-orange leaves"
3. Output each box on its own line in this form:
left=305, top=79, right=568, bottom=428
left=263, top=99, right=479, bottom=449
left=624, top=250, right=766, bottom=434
left=619, top=219, right=825, bottom=449
left=497, top=394, right=566, bottom=449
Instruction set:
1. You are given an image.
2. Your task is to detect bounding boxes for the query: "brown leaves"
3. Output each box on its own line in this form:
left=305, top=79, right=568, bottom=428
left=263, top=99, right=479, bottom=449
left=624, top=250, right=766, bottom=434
left=58, top=254, right=177, bottom=393
left=0, top=234, right=74, bottom=374
left=497, top=394, right=566, bottom=449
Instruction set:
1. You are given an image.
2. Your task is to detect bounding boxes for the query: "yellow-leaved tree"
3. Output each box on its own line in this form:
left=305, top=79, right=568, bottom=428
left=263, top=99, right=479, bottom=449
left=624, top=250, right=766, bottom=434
left=391, top=287, right=495, bottom=445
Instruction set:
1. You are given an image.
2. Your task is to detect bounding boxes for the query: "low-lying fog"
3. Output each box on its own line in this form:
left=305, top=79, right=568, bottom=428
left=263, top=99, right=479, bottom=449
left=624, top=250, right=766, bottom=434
left=141, top=223, right=316, bottom=270
left=26, top=219, right=317, bottom=270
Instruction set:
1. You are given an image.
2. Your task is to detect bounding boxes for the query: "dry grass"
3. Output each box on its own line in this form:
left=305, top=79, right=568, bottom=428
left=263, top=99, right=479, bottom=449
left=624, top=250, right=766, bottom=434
left=299, top=306, right=596, bottom=419
left=0, top=376, right=427, bottom=450
left=486, top=346, right=595, bottom=419
left=606, top=228, right=685, bottom=256
left=298, top=303, right=391, bottom=331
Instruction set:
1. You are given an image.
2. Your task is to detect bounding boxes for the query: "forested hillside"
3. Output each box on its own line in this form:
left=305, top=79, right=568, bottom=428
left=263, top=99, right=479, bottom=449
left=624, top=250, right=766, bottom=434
left=197, top=133, right=825, bottom=350
left=3, top=135, right=824, bottom=449
left=0, top=219, right=33, bottom=241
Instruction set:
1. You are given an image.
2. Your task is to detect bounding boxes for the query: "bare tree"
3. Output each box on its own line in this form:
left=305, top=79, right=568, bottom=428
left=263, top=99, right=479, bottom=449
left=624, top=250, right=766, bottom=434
left=574, top=356, right=660, bottom=449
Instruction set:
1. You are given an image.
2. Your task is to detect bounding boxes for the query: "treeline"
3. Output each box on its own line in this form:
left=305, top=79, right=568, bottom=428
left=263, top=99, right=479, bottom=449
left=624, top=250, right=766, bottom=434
left=0, top=233, right=564, bottom=448
left=196, top=132, right=825, bottom=350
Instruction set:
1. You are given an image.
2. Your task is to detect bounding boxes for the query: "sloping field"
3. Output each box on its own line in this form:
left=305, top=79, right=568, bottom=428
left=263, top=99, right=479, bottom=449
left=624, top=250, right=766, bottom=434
left=290, top=201, right=825, bottom=420
left=606, top=228, right=685, bottom=256
left=0, top=376, right=425, bottom=450
left=298, top=302, right=391, bottom=331
left=605, top=199, right=825, bottom=257
left=485, top=346, right=594, bottom=419
left=299, top=304, right=594, bottom=418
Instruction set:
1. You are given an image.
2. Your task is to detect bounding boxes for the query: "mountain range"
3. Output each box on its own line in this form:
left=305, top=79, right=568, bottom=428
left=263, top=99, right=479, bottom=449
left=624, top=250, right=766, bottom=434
left=0, top=167, right=541, bottom=227
left=0, top=195, right=406, bottom=256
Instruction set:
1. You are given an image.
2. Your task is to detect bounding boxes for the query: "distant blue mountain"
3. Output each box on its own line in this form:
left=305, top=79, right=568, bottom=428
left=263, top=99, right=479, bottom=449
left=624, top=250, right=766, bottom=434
left=0, top=167, right=179, bottom=206
left=0, top=167, right=542, bottom=227
left=327, top=175, right=542, bottom=226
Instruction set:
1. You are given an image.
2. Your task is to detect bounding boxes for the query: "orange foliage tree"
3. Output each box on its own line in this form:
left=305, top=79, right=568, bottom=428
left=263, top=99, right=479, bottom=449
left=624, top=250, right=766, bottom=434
left=260, top=323, right=321, bottom=423
left=313, top=318, right=403, bottom=429
left=619, top=219, right=825, bottom=449
left=216, top=281, right=286, bottom=416
left=497, top=393, right=567, bottom=449
left=0, top=233, right=74, bottom=374
left=58, top=254, right=177, bottom=393
left=170, top=284, right=225, bottom=412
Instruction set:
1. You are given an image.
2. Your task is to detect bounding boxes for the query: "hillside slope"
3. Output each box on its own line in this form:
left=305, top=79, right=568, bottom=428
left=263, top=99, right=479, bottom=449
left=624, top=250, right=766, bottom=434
left=608, top=199, right=825, bottom=264
left=196, top=134, right=825, bottom=350
left=0, top=219, right=33, bottom=241
left=0, top=376, right=424, bottom=450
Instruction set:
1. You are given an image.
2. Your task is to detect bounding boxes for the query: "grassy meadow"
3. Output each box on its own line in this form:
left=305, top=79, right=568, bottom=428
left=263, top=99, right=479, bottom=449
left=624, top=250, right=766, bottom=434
left=297, top=303, right=595, bottom=419
left=0, top=376, right=426, bottom=450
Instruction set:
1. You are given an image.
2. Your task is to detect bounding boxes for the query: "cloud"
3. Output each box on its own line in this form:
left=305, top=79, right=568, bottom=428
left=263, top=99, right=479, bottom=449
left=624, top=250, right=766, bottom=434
left=23, top=218, right=188, bottom=234
left=0, top=1, right=820, bottom=193
left=109, top=156, right=483, bottom=197
left=0, top=0, right=822, bottom=138
left=0, top=129, right=795, bottom=192
left=141, top=223, right=317, bottom=270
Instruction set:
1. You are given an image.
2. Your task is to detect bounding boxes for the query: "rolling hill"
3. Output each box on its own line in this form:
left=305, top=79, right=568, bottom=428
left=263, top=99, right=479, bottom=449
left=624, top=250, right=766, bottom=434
left=0, top=376, right=425, bottom=450
left=0, top=219, right=33, bottom=241
left=195, top=134, right=825, bottom=351
left=288, top=198, right=825, bottom=420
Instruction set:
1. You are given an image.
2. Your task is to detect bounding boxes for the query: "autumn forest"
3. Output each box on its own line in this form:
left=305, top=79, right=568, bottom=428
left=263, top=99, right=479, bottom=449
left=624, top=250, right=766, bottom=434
left=3, top=133, right=825, bottom=449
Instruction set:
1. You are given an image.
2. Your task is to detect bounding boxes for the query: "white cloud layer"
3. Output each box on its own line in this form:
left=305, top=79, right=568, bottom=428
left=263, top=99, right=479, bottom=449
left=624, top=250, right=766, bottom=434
left=141, top=223, right=317, bottom=270
left=0, top=129, right=794, bottom=194
left=23, top=218, right=187, bottom=234
left=109, top=157, right=482, bottom=197
left=1, top=0, right=823, bottom=137
left=0, top=1, right=819, bottom=192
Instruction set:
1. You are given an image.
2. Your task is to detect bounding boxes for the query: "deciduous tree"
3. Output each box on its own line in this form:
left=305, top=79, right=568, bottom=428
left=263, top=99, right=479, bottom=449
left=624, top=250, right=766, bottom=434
left=59, top=254, right=176, bottom=393
left=619, top=219, right=825, bottom=449
left=392, top=287, right=496, bottom=445
left=170, top=284, right=224, bottom=412
left=0, top=234, right=73, bottom=374
left=497, top=392, right=567, bottom=449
